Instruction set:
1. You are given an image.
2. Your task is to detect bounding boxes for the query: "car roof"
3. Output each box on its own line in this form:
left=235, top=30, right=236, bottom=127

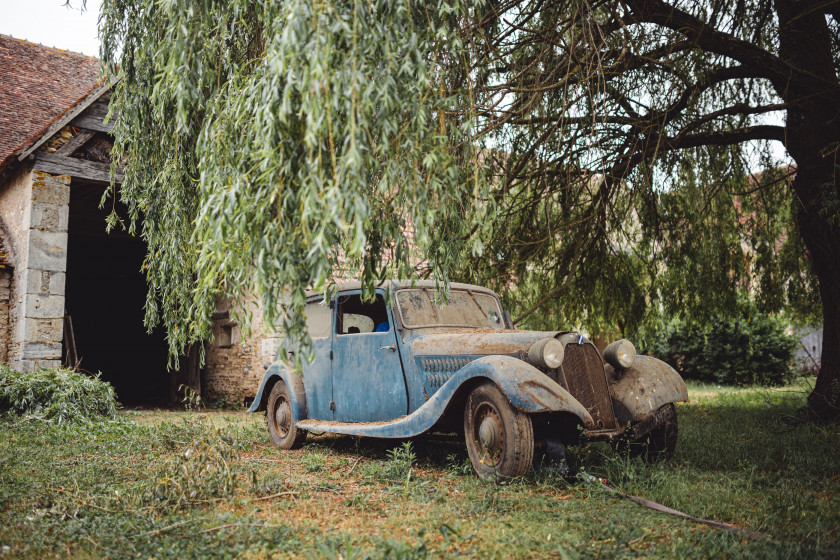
left=305, top=280, right=499, bottom=300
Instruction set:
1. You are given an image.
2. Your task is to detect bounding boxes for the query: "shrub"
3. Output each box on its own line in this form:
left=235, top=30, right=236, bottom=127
left=649, top=312, right=798, bottom=386
left=0, top=364, right=119, bottom=424
left=144, top=420, right=243, bottom=508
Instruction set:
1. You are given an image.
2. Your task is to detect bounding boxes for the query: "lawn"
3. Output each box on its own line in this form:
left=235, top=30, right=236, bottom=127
left=0, top=379, right=837, bottom=559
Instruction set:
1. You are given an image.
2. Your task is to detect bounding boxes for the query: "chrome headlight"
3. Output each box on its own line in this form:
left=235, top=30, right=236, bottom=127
left=528, top=338, right=565, bottom=369
left=603, top=339, right=636, bottom=369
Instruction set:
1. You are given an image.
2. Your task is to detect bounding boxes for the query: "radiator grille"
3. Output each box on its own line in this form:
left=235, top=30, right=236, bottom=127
left=562, top=343, right=617, bottom=429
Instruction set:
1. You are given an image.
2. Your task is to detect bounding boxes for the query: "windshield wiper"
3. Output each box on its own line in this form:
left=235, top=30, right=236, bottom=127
left=466, top=289, right=494, bottom=325
left=422, top=287, right=442, bottom=323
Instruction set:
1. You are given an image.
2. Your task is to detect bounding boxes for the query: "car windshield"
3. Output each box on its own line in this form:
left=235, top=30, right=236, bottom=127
left=395, top=289, right=505, bottom=330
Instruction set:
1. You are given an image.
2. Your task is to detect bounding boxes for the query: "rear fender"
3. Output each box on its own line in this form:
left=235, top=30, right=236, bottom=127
left=607, top=355, right=688, bottom=422
left=248, top=364, right=307, bottom=423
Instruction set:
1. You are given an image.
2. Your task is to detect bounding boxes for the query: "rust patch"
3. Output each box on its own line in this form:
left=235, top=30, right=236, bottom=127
left=608, top=356, right=688, bottom=419
left=412, top=331, right=562, bottom=357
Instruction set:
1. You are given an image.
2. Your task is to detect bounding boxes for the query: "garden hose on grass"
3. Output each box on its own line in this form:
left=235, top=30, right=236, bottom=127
left=578, top=472, right=772, bottom=542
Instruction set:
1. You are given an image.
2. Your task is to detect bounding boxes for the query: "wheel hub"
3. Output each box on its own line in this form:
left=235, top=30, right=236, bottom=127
left=478, top=416, right=500, bottom=451
left=274, top=401, right=290, bottom=436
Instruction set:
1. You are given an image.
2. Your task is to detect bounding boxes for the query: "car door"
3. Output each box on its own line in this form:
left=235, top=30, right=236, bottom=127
left=295, top=297, right=334, bottom=420
left=331, top=290, right=409, bottom=422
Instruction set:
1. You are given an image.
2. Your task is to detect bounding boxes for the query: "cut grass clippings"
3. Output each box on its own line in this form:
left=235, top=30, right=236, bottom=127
left=0, top=378, right=838, bottom=558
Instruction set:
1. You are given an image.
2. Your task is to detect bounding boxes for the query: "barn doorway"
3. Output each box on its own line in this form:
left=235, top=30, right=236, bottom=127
left=63, top=180, right=174, bottom=406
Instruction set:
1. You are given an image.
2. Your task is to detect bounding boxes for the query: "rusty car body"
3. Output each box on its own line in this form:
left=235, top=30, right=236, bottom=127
left=249, top=280, right=687, bottom=479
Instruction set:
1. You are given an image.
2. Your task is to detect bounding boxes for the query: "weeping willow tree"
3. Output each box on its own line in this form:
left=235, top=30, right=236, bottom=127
left=99, top=0, right=491, bottom=360
left=454, top=0, right=839, bottom=418
left=99, top=0, right=840, bottom=418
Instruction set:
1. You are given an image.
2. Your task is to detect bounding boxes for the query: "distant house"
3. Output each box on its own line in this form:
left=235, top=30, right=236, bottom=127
left=0, top=35, right=272, bottom=405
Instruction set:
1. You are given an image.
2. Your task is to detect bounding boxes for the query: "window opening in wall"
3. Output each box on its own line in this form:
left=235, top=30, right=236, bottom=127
left=337, top=294, right=389, bottom=334
left=217, top=323, right=234, bottom=348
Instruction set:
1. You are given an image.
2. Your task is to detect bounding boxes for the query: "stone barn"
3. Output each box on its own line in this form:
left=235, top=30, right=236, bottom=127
left=0, top=35, right=274, bottom=406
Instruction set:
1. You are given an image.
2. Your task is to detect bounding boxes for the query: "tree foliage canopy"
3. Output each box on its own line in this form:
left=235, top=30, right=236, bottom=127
left=101, top=0, right=489, bottom=357
left=100, top=0, right=840, bottom=415
left=460, top=0, right=829, bottom=335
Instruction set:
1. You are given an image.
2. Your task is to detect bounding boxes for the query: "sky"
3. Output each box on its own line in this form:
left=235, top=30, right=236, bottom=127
left=0, top=0, right=102, bottom=57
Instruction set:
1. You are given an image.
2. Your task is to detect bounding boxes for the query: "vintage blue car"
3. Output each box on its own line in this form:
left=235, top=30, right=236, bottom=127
left=249, top=281, right=688, bottom=479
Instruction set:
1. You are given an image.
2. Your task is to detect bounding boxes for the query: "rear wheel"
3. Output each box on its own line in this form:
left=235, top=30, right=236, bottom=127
left=464, top=382, right=534, bottom=481
left=266, top=380, right=307, bottom=449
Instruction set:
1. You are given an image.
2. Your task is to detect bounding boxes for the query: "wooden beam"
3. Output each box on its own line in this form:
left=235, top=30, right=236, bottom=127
left=69, top=113, right=114, bottom=133
left=54, top=130, right=96, bottom=156
left=17, top=82, right=112, bottom=161
left=211, top=310, right=231, bottom=321
left=33, top=152, right=123, bottom=184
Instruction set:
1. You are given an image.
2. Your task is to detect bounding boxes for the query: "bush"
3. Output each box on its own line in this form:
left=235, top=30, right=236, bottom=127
left=144, top=420, right=243, bottom=508
left=0, top=364, right=119, bottom=424
left=649, top=312, right=798, bottom=386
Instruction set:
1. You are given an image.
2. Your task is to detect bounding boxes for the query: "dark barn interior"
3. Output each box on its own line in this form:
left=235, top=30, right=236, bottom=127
left=64, top=180, right=172, bottom=405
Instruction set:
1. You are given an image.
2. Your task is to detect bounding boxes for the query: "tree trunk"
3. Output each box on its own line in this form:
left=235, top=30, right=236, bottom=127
left=776, top=0, right=840, bottom=419
left=795, top=172, right=840, bottom=420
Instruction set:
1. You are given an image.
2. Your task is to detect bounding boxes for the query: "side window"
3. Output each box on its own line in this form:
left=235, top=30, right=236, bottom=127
left=337, top=294, right=390, bottom=335
left=304, top=299, right=332, bottom=338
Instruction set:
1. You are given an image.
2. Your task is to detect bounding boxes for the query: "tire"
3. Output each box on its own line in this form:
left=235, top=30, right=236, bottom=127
left=620, top=403, right=678, bottom=461
left=464, top=382, right=534, bottom=481
left=266, top=380, right=307, bottom=449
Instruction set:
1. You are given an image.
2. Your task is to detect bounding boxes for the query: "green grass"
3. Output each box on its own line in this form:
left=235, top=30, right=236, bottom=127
left=0, top=379, right=837, bottom=559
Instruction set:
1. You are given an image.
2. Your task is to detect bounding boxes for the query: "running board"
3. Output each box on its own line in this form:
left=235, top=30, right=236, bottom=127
left=296, top=417, right=421, bottom=439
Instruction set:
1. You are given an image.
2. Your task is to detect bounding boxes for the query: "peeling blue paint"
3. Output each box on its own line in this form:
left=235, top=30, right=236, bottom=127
left=249, top=281, right=686, bottom=443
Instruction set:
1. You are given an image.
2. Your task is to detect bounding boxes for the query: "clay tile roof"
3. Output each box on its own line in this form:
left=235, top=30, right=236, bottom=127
left=0, top=34, right=100, bottom=172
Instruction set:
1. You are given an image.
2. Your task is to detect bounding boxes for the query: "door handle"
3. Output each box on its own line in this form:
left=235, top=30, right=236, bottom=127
left=380, top=345, right=396, bottom=352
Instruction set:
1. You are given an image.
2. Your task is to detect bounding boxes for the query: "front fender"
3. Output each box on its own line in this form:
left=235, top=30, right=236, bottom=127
left=607, top=355, right=688, bottom=422
left=458, top=355, right=595, bottom=426
left=295, top=354, right=595, bottom=438
left=247, top=364, right=307, bottom=423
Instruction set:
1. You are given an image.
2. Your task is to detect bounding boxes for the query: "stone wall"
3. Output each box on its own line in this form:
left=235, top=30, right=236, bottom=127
left=0, top=270, right=10, bottom=363
left=0, top=167, right=31, bottom=366
left=0, top=168, right=69, bottom=370
left=0, top=165, right=281, bottom=401
left=202, top=298, right=282, bottom=405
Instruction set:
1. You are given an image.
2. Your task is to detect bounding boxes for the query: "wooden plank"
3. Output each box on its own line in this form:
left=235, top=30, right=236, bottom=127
left=33, top=152, right=123, bottom=184
left=69, top=112, right=114, bottom=133
left=84, top=99, right=110, bottom=119
left=63, top=314, right=79, bottom=368
left=54, top=130, right=96, bottom=156
left=17, top=82, right=111, bottom=161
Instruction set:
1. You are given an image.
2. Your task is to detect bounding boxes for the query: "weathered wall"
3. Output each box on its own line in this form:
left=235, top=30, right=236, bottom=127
left=795, top=327, right=823, bottom=373
left=0, top=167, right=32, bottom=365
left=0, top=269, right=10, bottom=363
left=0, top=168, right=32, bottom=269
left=203, top=297, right=282, bottom=405
left=0, top=165, right=280, bottom=401
left=0, top=168, right=69, bottom=370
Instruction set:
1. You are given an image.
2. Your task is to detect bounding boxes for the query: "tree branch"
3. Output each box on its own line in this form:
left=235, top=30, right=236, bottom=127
left=677, top=102, right=788, bottom=136
left=667, top=125, right=787, bottom=149
left=625, top=0, right=837, bottom=96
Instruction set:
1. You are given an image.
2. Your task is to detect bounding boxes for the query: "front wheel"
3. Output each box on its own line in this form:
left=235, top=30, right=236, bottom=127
left=464, top=382, right=534, bottom=481
left=619, top=403, right=678, bottom=461
left=266, top=380, right=307, bottom=449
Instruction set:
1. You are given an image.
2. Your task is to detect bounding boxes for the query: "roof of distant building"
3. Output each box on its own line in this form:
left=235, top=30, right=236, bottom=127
left=0, top=34, right=100, bottom=173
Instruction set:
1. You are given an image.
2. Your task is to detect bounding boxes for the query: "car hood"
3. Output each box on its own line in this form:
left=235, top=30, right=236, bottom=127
left=409, top=330, right=573, bottom=358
